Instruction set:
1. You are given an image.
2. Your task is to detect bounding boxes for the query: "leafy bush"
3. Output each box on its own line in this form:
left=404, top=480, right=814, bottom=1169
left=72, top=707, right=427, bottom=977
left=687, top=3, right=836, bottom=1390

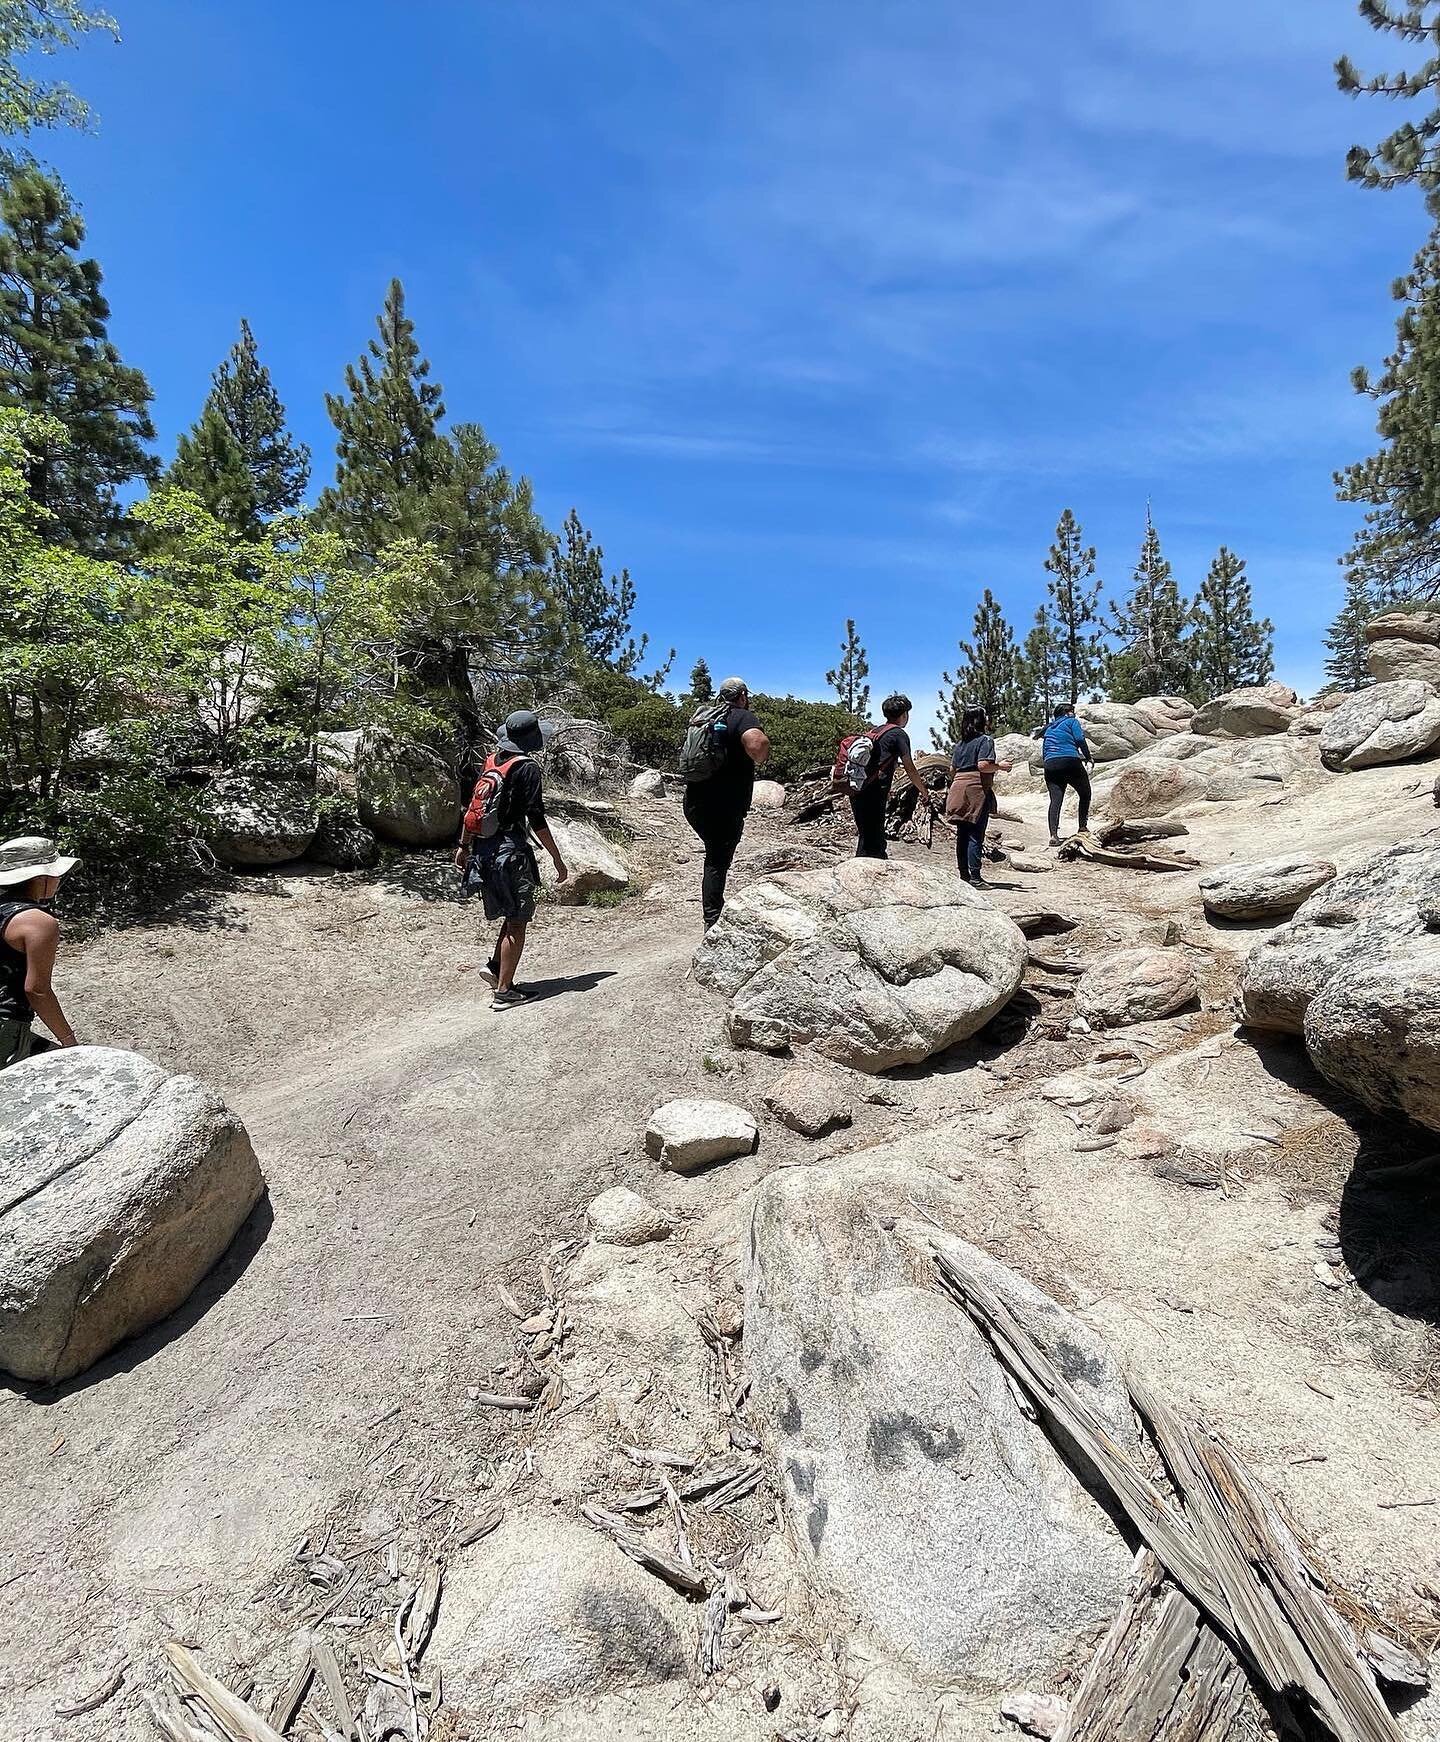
left=609, top=695, right=687, bottom=769
left=749, top=693, right=864, bottom=783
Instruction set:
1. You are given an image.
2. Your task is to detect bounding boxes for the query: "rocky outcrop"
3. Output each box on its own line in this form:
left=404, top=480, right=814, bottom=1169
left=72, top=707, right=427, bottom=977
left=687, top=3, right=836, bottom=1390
left=1318, top=680, right=1440, bottom=771
left=1073, top=703, right=1157, bottom=762
left=1103, top=759, right=1215, bottom=820
left=1075, top=947, right=1198, bottom=1027
left=206, top=777, right=318, bottom=868
left=761, top=1069, right=854, bottom=1138
left=0, top=1049, right=265, bottom=1383
left=354, top=731, right=461, bottom=846
left=1198, top=855, right=1335, bottom=922
left=540, top=818, right=629, bottom=903
left=1364, top=610, right=1440, bottom=688
left=645, top=1099, right=758, bottom=1171
left=309, top=802, right=381, bottom=871
left=585, top=1187, right=673, bottom=1245
left=1131, top=694, right=1195, bottom=736
left=428, top=1517, right=684, bottom=1716
left=1190, top=683, right=1298, bottom=738
left=745, top=1157, right=1134, bottom=1688
left=1238, top=841, right=1440, bottom=1132
left=694, top=860, right=1027, bottom=1072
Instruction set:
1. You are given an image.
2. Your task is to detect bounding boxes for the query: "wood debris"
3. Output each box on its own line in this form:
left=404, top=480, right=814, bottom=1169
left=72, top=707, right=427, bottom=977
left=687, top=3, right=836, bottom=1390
left=1059, top=838, right=1200, bottom=873
left=163, top=1643, right=290, bottom=1742
left=581, top=1503, right=710, bottom=1596
left=1097, top=817, right=1190, bottom=848
left=53, top=1658, right=127, bottom=1718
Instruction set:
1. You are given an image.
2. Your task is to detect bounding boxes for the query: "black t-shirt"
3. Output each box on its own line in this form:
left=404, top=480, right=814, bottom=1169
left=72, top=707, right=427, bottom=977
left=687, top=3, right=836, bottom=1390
left=0, top=900, right=38, bottom=1021
left=951, top=733, right=997, bottom=773
left=704, top=705, right=763, bottom=811
left=495, top=753, right=547, bottom=835
left=870, top=724, right=910, bottom=796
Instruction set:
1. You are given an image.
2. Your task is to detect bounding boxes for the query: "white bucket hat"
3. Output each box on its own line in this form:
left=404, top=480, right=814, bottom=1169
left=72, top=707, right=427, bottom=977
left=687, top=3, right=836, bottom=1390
left=0, top=835, right=78, bottom=888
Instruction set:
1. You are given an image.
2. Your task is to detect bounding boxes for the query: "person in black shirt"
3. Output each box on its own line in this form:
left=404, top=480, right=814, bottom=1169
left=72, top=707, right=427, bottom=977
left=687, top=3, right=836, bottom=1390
left=682, top=675, right=770, bottom=930
left=0, top=835, right=79, bottom=1067
left=849, top=693, right=936, bottom=860
left=455, top=710, right=568, bottom=1010
left=946, top=706, right=1013, bottom=885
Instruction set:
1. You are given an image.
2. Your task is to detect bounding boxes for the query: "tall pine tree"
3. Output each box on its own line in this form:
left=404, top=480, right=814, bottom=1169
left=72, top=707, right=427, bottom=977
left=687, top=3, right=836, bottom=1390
left=1190, top=547, right=1274, bottom=697
left=0, top=165, right=155, bottom=556
left=318, top=277, right=448, bottom=550
left=933, top=588, right=1021, bottom=745
left=1042, top=508, right=1104, bottom=703
left=549, top=507, right=660, bottom=678
left=825, top=618, right=870, bottom=715
left=1323, top=570, right=1381, bottom=690
left=1016, top=605, right=1065, bottom=725
left=167, top=319, right=309, bottom=538
left=1107, top=509, right=1192, bottom=701
left=688, top=657, right=713, bottom=704
left=1337, top=3, right=1440, bottom=212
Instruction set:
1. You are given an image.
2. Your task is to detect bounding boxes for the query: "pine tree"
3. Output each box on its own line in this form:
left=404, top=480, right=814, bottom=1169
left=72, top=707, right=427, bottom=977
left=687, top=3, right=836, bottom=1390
left=1016, top=605, right=1065, bottom=726
left=825, top=618, right=870, bottom=716
left=167, top=319, right=309, bottom=538
left=1337, top=3, right=1440, bottom=213
left=1323, top=569, right=1381, bottom=690
left=1042, top=508, right=1104, bottom=702
left=0, top=3, right=117, bottom=136
left=1107, top=510, right=1192, bottom=701
left=933, top=588, right=1021, bottom=746
left=1336, top=227, right=1440, bottom=600
left=1189, top=547, right=1274, bottom=697
left=548, top=508, right=672, bottom=685
left=0, top=165, right=155, bottom=556
left=318, top=277, right=447, bottom=550
left=688, top=657, right=713, bottom=704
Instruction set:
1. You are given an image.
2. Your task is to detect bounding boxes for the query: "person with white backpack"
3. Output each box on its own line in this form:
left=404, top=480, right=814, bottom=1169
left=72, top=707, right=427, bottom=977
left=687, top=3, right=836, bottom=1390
left=835, top=693, right=937, bottom=859
left=678, top=675, right=770, bottom=931
left=455, top=710, right=568, bottom=1010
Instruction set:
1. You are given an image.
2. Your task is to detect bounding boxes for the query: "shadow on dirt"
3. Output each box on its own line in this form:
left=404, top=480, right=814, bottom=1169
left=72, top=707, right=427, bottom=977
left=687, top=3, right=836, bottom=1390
left=515, top=969, right=617, bottom=1004
left=2, top=1192, right=275, bottom=1406
left=1249, top=1033, right=1440, bottom=1326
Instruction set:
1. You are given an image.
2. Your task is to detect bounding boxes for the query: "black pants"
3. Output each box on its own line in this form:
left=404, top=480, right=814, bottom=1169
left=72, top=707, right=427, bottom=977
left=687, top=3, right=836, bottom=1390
left=954, top=816, right=985, bottom=881
left=683, top=790, right=748, bottom=930
left=850, top=785, right=889, bottom=859
left=1044, top=756, right=1091, bottom=837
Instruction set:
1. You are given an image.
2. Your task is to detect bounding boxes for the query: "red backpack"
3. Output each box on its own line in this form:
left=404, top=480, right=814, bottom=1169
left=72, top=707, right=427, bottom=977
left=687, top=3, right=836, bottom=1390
left=463, top=752, right=529, bottom=839
left=831, top=726, right=889, bottom=795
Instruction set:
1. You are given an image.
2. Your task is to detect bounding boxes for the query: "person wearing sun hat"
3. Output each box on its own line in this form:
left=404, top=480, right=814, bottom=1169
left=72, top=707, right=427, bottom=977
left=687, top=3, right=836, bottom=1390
left=0, top=835, right=80, bottom=1067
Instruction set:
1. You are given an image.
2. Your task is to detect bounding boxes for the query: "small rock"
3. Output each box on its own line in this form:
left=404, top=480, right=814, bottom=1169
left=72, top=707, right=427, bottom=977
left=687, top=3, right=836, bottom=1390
left=762, top=1070, right=854, bottom=1139
left=1075, top=948, right=1198, bottom=1028
left=645, top=1099, right=759, bottom=1172
left=750, top=779, right=786, bottom=809
left=586, top=1187, right=674, bottom=1246
left=714, top=1297, right=744, bottom=1338
left=628, top=769, right=666, bottom=799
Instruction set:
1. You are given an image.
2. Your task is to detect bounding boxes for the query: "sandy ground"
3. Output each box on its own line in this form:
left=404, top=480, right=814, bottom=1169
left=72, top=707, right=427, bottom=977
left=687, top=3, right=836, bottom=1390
left=4, top=753, right=1440, bottom=1738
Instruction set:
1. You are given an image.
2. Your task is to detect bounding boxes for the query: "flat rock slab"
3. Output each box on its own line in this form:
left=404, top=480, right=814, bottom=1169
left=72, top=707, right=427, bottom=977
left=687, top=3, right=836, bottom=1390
left=762, top=1069, right=854, bottom=1138
left=1319, top=679, right=1440, bottom=771
left=0, top=1048, right=264, bottom=1384
left=745, top=1157, right=1134, bottom=1689
left=1076, top=947, right=1198, bottom=1028
left=586, top=1186, right=673, bottom=1245
left=694, top=859, right=1026, bottom=1073
left=1239, top=840, right=1440, bottom=1133
left=645, top=1098, right=758, bottom=1171
left=1198, top=854, right=1336, bottom=921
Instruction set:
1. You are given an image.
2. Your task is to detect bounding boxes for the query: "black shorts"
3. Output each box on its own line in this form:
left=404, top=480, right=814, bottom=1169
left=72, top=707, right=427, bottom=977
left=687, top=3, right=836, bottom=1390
left=469, top=834, right=539, bottom=922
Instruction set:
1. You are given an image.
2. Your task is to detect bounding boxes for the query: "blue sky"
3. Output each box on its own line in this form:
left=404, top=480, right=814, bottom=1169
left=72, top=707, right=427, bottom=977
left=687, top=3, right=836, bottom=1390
left=38, top=0, right=1431, bottom=728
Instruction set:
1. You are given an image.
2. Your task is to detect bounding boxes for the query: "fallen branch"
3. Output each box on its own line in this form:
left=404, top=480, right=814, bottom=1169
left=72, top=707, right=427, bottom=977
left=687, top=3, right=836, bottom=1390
left=163, top=1643, right=290, bottom=1742
left=1059, top=838, right=1199, bottom=873
left=1097, top=818, right=1190, bottom=848
left=1027, top=950, right=1085, bottom=976
left=581, top=1503, right=711, bottom=1596
left=54, top=1660, right=127, bottom=1718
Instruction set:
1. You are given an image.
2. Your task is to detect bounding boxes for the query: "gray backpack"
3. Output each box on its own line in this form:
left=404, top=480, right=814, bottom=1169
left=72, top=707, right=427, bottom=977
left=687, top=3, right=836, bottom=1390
left=679, top=701, right=731, bottom=782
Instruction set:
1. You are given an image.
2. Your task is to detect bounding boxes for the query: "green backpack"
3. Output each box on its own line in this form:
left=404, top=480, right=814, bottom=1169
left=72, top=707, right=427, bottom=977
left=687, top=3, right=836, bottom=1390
left=678, top=701, right=731, bottom=782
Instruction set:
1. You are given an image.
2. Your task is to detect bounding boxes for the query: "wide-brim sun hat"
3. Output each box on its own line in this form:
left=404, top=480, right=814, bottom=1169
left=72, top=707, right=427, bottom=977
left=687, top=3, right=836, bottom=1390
left=0, top=835, right=78, bottom=887
left=497, top=710, right=556, bottom=756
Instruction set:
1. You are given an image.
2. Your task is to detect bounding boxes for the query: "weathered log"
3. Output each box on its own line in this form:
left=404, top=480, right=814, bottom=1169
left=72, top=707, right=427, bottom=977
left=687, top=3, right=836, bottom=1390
left=1098, top=818, right=1190, bottom=848
left=1059, top=838, right=1199, bottom=872
left=581, top=1503, right=710, bottom=1597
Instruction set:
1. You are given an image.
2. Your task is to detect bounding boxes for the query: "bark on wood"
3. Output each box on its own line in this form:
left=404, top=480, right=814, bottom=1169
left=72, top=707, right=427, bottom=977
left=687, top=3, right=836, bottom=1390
left=267, top=1650, right=314, bottom=1734
left=1097, top=818, right=1190, bottom=848
left=1055, top=1550, right=1247, bottom=1742
left=1027, top=950, right=1085, bottom=976
left=310, top=1639, right=355, bottom=1739
left=1058, top=839, right=1199, bottom=872
left=163, top=1643, right=291, bottom=1742
left=581, top=1503, right=711, bottom=1596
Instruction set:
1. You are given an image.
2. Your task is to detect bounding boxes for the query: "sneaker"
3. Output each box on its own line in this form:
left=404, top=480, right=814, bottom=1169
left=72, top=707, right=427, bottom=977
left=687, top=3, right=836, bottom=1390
left=1048, top=835, right=1061, bottom=847
left=491, top=987, right=530, bottom=1010
left=480, top=959, right=499, bottom=988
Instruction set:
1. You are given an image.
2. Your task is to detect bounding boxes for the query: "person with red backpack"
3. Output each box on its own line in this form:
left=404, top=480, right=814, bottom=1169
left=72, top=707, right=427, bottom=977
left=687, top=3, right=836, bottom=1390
left=454, top=711, right=568, bottom=1010
left=837, top=693, right=936, bottom=860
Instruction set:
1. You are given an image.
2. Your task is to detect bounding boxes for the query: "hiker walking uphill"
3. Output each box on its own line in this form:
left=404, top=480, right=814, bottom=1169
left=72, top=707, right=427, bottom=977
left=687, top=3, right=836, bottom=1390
left=456, top=711, right=568, bottom=1011
left=1042, top=702, right=1094, bottom=846
left=946, top=708, right=1012, bottom=886
left=680, top=676, right=770, bottom=931
left=0, top=835, right=80, bottom=1068
left=837, top=693, right=937, bottom=860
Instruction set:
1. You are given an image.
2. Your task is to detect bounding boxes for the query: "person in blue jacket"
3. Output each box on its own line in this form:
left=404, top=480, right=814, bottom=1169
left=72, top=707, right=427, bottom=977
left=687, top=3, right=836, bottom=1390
left=1042, top=703, right=1094, bottom=846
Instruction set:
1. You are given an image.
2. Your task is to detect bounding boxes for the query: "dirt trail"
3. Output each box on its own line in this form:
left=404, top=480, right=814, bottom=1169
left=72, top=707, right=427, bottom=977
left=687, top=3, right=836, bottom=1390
left=5, top=767, right=1440, bottom=1735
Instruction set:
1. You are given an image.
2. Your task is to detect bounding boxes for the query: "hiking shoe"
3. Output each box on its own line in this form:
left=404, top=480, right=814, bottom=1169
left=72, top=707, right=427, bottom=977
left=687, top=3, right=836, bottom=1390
left=491, top=987, right=530, bottom=1010
left=479, top=960, right=499, bottom=987
left=1048, top=835, right=1061, bottom=847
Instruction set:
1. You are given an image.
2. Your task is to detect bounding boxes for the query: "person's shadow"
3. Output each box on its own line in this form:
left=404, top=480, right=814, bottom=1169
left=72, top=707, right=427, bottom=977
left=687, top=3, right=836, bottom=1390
left=516, top=969, right=616, bottom=1004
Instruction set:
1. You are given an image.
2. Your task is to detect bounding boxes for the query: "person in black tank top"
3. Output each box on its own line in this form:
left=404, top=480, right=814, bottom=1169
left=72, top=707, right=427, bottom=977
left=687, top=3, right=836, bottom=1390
left=0, top=834, right=80, bottom=1068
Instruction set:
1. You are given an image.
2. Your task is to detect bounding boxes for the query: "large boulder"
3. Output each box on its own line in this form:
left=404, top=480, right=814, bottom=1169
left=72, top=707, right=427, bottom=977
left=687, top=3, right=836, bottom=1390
left=309, top=801, right=381, bottom=871
left=693, top=860, right=1027, bottom=1073
left=1238, top=841, right=1440, bottom=1132
left=1073, top=703, right=1157, bottom=762
left=746, top=1159, right=1134, bottom=1688
left=1075, top=947, right=1198, bottom=1027
left=1318, top=679, right=1440, bottom=771
left=1198, top=855, right=1335, bottom=922
left=993, top=731, right=1036, bottom=767
left=0, top=1049, right=265, bottom=1384
left=428, top=1518, right=685, bottom=1716
left=1365, top=611, right=1440, bottom=688
left=206, top=776, right=318, bottom=868
left=1103, top=758, right=1211, bottom=820
left=353, top=730, right=461, bottom=847
left=1131, top=695, right=1195, bottom=736
left=627, top=768, right=666, bottom=800
left=645, top=1099, right=758, bottom=1171
left=540, top=817, right=628, bottom=903
left=1190, top=683, right=1298, bottom=738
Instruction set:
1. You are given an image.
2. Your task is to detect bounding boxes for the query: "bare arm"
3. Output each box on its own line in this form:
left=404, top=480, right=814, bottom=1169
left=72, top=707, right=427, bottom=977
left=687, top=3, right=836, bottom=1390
left=11, top=910, right=76, bottom=1047
left=533, top=821, right=568, bottom=884
left=741, top=727, right=770, bottom=768
left=899, top=751, right=939, bottom=805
